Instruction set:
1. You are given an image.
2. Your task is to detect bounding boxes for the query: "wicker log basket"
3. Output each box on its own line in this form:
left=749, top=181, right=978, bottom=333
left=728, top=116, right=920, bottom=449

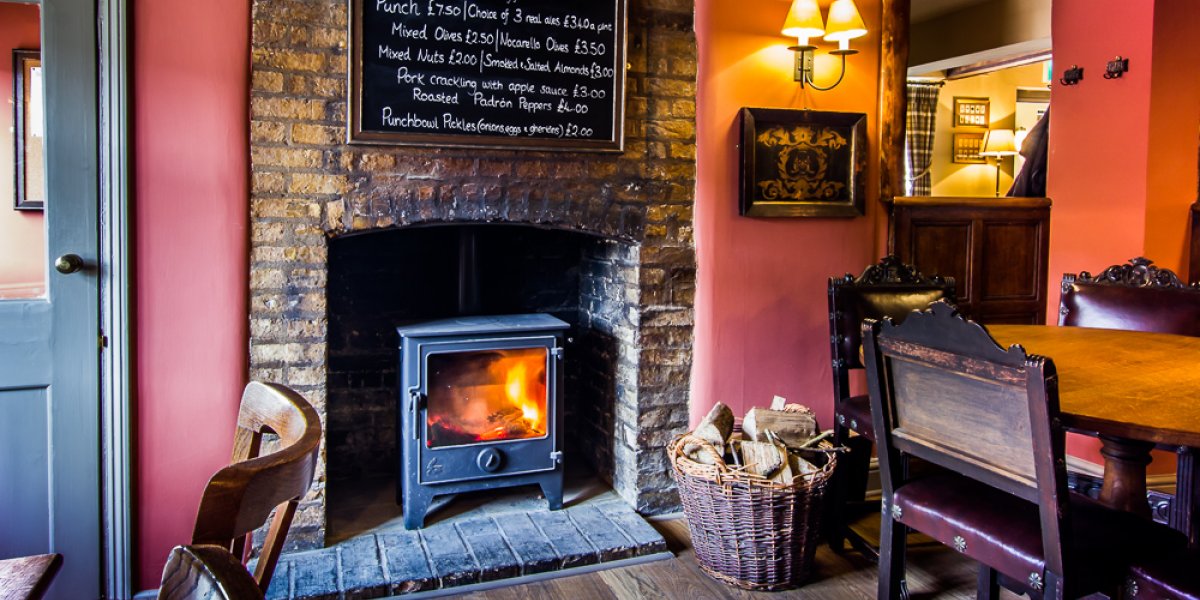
left=668, top=433, right=837, bottom=591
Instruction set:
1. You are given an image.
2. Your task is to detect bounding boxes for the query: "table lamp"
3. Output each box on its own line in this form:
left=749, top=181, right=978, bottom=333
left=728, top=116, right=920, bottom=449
left=979, top=129, right=1017, bottom=197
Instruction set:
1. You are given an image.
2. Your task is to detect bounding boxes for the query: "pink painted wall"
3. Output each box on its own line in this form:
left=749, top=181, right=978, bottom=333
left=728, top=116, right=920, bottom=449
left=132, top=0, right=250, bottom=588
left=692, top=0, right=884, bottom=429
left=1048, top=0, right=1200, bottom=469
left=0, top=4, right=45, bottom=298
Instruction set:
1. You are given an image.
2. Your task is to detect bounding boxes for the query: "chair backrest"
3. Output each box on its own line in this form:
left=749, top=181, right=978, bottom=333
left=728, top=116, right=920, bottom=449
left=189, top=382, right=321, bottom=594
left=828, top=256, right=956, bottom=401
left=1059, top=257, right=1200, bottom=336
left=863, top=300, right=1070, bottom=575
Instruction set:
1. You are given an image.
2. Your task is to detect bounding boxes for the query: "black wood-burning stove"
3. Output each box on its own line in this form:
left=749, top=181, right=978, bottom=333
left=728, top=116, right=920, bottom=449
left=397, top=313, right=569, bottom=529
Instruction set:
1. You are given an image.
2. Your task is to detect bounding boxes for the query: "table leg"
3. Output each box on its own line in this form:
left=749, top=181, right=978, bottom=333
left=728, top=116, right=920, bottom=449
left=1171, top=447, right=1200, bottom=548
left=1098, top=435, right=1154, bottom=518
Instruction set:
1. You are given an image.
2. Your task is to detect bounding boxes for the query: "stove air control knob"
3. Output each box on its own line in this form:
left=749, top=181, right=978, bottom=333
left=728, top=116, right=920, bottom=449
left=477, top=448, right=503, bottom=473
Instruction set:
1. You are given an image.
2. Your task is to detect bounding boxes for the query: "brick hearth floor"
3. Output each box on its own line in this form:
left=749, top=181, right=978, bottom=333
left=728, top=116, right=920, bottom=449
left=264, top=471, right=670, bottom=599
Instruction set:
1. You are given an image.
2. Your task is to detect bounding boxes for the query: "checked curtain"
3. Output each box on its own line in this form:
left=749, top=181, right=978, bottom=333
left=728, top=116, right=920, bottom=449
left=905, top=81, right=941, bottom=196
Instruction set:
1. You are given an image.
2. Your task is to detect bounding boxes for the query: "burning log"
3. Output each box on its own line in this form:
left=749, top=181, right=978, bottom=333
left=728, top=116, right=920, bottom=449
left=486, top=406, right=543, bottom=438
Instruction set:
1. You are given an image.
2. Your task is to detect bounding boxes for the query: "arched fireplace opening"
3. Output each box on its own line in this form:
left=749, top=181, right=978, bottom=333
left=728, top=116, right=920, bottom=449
left=326, top=223, right=638, bottom=539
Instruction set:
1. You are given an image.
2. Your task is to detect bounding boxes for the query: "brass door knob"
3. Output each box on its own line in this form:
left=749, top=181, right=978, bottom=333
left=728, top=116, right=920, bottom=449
left=55, top=254, right=84, bottom=274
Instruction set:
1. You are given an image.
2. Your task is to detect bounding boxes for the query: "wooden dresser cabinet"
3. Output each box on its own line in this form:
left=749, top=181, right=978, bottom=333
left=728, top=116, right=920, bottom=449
left=890, top=196, right=1051, bottom=324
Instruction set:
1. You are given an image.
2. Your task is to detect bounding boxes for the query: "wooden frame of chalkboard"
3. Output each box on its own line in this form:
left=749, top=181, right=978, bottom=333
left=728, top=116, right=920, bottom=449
left=349, top=0, right=628, bottom=152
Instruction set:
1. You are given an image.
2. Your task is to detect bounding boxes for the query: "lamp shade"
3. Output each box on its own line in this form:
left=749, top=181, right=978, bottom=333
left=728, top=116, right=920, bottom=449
left=823, top=0, right=868, bottom=42
left=980, top=129, right=1018, bottom=156
left=782, top=0, right=826, bottom=40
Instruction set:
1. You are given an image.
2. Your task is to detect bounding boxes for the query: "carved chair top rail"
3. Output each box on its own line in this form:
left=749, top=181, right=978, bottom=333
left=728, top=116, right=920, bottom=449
left=829, top=256, right=957, bottom=375
left=1068, top=256, right=1199, bottom=290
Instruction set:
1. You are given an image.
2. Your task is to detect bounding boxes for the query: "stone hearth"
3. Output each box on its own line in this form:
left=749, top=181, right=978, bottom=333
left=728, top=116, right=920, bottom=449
left=264, top=479, right=670, bottom=599
left=248, top=0, right=698, bottom=550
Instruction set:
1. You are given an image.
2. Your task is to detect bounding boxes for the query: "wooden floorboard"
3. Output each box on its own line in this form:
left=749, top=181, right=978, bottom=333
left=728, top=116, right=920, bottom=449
left=459, top=517, right=1024, bottom=599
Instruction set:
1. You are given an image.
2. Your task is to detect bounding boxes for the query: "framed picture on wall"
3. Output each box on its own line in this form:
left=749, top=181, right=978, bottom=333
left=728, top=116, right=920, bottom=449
left=13, top=49, right=45, bottom=211
left=952, top=132, right=987, bottom=164
left=738, top=107, right=867, bottom=218
left=952, top=96, right=989, bottom=129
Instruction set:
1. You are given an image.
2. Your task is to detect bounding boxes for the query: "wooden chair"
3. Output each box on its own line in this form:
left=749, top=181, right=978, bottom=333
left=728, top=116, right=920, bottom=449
left=164, top=382, right=321, bottom=596
left=157, top=545, right=264, bottom=600
left=1060, top=257, right=1200, bottom=542
left=1059, top=259, right=1200, bottom=600
left=864, top=301, right=1184, bottom=599
left=826, top=255, right=955, bottom=557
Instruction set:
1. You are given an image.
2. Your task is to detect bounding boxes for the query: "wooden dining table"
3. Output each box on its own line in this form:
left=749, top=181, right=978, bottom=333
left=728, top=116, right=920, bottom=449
left=989, top=324, right=1200, bottom=545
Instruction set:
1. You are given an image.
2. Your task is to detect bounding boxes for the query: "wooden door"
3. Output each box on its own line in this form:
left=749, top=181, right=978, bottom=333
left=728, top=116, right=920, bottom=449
left=0, top=0, right=101, bottom=597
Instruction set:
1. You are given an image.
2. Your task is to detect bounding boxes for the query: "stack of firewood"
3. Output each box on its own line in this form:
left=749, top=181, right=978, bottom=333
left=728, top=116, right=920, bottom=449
left=681, top=396, right=832, bottom=484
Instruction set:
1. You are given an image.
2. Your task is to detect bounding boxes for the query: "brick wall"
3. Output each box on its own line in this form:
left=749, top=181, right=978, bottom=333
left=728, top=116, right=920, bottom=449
left=249, top=0, right=697, bottom=550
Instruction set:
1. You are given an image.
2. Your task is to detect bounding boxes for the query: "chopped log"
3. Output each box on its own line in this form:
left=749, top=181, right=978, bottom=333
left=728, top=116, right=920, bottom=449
left=694, top=402, right=734, bottom=447
left=741, top=440, right=793, bottom=483
left=789, top=452, right=818, bottom=476
left=682, top=440, right=724, bottom=466
left=743, top=408, right=818, bottom=448
left=770, top=395, right=788, bottom=411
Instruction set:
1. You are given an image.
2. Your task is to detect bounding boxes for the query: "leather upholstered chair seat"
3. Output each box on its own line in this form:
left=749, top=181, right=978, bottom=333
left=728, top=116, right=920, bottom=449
left=1127, top=552, right=1200, bottom=599
left=894, top=473, right=1184, bottom=596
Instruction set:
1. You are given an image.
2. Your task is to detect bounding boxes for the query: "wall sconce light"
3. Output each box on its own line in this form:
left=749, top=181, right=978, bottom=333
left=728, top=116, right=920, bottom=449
left=979, top=129, right=1018, bottom=197
left=782, top=0, right=868, bottom=90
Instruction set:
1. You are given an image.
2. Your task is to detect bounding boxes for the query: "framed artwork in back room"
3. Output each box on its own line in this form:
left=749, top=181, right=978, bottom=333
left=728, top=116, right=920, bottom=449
left=952, top=96, right=989, bottom=129
left=738, top=108, right=867, bottom=218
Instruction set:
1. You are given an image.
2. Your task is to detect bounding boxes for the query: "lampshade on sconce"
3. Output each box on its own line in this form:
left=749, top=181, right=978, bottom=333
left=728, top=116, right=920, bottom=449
left=782, top=0, right=825, bottom=47
left=980, top=129, right=1018, bottom=197
left=824, top=0, right=868, bottom=46
left=782, top=0, right=868, bottom=90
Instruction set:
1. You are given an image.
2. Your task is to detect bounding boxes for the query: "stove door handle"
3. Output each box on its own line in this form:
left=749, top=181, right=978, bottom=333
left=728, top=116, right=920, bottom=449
left=408, top=389, right=424, bottom=440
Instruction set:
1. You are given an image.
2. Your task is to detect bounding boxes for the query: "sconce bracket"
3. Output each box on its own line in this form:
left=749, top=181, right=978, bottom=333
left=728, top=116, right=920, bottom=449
left=1104, top=56, right=1129, bottom=79
left=1060, top=65, right=1084, bottom=86
left=788, top=46, right=854, bottom=90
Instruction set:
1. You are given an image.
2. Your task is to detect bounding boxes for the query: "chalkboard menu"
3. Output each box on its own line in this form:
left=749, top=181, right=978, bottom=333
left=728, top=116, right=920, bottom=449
left=350, top=0, right=628, bottom=151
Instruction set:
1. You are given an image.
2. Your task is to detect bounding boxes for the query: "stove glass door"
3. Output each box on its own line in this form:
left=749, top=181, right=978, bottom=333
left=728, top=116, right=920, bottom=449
left=424, top=346, right=549, bottom=448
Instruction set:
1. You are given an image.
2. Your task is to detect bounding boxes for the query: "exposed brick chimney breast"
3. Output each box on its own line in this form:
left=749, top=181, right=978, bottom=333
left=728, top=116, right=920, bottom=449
left=249, top=0, right=697, bottom=549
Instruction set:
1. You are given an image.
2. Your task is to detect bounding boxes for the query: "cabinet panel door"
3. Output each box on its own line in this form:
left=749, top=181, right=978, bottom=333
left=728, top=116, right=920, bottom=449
left=910, top=222, right=972, bottom=305
left=981, top=222, right=1042, bottom=300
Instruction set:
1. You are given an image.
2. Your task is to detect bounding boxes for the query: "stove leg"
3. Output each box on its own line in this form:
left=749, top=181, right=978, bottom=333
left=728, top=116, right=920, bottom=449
left=404, top=483, right=435, bottom=530
left=539, top=473, right=564, bottom=510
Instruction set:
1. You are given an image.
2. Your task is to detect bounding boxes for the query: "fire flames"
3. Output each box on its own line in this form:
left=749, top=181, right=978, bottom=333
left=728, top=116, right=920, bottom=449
left=426, top=348, right=548, bottom=448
